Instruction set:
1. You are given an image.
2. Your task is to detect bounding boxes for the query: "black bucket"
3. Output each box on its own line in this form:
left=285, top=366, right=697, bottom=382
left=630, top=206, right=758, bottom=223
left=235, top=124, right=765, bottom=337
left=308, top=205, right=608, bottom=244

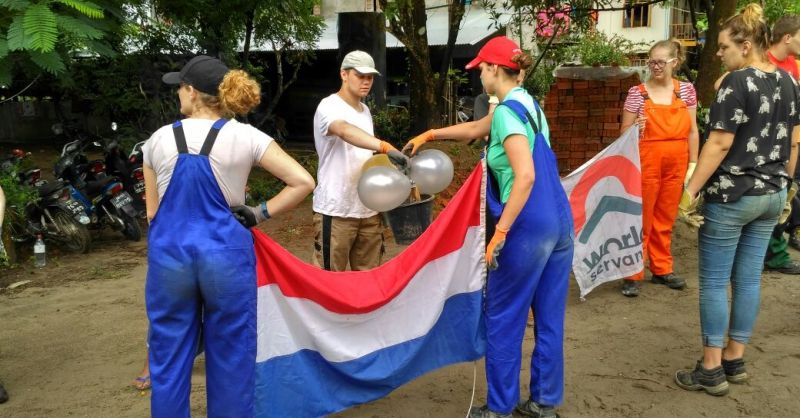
left=384, top=194, right=435, bottom=245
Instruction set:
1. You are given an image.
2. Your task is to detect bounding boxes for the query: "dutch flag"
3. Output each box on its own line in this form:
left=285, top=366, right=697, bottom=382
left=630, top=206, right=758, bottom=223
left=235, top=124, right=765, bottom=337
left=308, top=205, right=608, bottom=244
left=251, top=165, right=488, bottom=417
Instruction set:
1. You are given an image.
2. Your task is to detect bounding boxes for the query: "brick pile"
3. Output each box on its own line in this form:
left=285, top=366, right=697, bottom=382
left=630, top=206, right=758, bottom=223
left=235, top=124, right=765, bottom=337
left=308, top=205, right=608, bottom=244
left=542, top=74, right=641, bottom=173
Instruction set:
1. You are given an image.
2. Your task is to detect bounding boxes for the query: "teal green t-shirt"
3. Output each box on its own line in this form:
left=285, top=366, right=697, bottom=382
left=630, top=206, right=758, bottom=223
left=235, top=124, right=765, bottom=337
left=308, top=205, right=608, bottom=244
left=487, top=87, right=551, bottom=203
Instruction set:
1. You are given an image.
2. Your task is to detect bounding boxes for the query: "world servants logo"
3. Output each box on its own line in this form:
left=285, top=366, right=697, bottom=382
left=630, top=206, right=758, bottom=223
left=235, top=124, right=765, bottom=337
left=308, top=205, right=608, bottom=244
left=560, top=127, right=644, bottom=297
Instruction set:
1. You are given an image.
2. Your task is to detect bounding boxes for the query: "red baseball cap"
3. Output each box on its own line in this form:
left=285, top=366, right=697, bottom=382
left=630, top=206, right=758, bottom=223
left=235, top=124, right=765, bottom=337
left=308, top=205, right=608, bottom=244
left=465, top=36, right=523, bottom=70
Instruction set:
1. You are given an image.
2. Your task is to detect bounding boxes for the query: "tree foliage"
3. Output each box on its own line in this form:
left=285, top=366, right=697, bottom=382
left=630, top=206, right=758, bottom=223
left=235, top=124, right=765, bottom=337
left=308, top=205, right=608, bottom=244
left=0, top=0, right=120, bottom=84
left=378, top=0, right=466, bottom=132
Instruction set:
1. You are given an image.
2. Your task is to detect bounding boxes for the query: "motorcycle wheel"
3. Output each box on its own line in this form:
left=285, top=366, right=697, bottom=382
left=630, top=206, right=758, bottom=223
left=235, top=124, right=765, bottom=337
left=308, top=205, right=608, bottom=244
left=52, top=210, right=92, bottom=253
left=121, top=213, right=142, bottom=242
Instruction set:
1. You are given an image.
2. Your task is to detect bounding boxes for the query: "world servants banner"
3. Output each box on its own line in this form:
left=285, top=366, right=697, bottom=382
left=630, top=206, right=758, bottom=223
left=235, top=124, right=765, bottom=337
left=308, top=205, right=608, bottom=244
left=561, top=127, right=644, bottom=297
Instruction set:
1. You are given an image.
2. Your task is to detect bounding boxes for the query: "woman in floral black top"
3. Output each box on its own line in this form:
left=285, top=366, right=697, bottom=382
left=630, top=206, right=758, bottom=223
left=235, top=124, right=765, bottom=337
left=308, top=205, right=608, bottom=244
left=676, top=3, right=800, bottom=396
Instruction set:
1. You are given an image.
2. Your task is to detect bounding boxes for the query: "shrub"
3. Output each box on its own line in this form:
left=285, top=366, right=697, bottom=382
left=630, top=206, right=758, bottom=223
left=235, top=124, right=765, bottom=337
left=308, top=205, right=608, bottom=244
left=569, top=32, right=638, bottom=66
left=372, top=105, right=411, bottom=149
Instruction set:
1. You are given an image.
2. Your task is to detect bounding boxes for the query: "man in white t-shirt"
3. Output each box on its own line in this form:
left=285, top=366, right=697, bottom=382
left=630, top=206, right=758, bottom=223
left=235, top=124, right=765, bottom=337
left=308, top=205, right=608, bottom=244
left=312, top=50, right=407, bottom=271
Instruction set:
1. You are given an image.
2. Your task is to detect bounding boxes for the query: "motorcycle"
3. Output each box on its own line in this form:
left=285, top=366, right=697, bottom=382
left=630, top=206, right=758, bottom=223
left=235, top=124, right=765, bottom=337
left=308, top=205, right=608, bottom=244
left=54, top=134, right=143, bottom=242
left=103, top=122, right=146, bottom=218
left=2, top=154, right=91, bottom=253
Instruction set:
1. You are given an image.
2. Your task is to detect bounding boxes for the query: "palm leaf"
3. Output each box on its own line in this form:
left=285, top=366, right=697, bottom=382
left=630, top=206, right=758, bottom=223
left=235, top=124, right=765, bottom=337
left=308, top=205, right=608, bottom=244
left=0, top=0, right=31, bottom=12
left=28, top=50, right=65, bottom=74
left=54, top=0, right=104, bottom=19
left=23, top=4, right=58, bottom=52
left=56, top=14, right=104, bottom=39
left=6, top=15, right=29, bottom=51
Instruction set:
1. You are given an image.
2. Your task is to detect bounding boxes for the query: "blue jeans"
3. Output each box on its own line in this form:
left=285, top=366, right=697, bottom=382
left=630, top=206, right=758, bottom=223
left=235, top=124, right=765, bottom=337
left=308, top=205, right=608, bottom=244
left=698, top=190, right=785, bottom=348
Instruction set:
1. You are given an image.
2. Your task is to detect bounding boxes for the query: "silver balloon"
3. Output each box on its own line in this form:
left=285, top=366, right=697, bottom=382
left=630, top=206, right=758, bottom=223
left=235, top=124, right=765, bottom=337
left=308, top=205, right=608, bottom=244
left=409, top=149, right=454, bottom=195
left=357, top=166, right=412, bottom=212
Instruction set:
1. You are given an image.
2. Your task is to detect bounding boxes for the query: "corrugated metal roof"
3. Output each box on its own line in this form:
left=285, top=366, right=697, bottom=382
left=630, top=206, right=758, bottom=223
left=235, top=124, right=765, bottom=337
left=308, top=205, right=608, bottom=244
left=248, top=6, right=512, bottom=52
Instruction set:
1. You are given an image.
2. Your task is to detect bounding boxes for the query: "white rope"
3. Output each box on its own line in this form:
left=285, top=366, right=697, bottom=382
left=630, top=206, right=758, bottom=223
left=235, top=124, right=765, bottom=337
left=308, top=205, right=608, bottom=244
left=465, top=360, right=478, bottom=418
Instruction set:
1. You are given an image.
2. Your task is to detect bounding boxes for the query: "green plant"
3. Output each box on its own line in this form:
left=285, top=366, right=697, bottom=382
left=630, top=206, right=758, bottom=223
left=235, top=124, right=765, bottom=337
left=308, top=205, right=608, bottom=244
left=0, top=0, right=120, bottom=84
left=1, top=161, right=38, bottom=265
left=0, top=161, right=38, bottom=228
left=372, top=105, right=411, bottom=148
left=696, top=102, right=710, bottom=138
left=569, top=32, right=638, bottom=66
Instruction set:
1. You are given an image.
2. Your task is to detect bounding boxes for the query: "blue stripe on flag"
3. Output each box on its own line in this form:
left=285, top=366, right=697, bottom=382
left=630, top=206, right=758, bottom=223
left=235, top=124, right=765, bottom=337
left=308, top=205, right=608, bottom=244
left=254, top=290, right=486, bottom=418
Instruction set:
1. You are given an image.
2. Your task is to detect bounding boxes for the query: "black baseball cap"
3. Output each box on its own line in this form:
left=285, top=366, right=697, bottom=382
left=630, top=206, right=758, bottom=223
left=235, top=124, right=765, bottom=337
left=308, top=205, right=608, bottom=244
left=162, top=55, right=229, bottom=95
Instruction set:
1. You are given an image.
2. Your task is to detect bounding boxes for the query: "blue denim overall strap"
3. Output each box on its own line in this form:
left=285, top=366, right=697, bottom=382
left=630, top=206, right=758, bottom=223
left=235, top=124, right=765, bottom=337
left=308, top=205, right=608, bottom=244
left=146, top=118, right=257, bottom=418
left=484, top=99, right=575, bottom=413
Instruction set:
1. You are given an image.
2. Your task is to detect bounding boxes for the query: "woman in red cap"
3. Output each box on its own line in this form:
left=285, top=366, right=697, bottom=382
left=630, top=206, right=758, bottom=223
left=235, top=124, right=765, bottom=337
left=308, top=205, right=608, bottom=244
left=404, top=36, right=573, bottom=418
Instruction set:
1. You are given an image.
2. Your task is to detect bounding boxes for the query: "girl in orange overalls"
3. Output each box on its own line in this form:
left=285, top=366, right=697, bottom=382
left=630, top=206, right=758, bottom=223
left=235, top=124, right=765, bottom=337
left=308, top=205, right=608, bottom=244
left=620, top=39, right=700, bottom=297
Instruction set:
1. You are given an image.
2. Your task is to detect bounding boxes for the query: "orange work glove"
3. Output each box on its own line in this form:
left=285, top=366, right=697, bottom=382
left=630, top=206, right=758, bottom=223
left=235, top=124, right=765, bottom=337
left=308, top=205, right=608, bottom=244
left=378, top=140, right=399, bottom=154
left=485, top=226, right=509, bottom=271
left=402, top=129, right=435, bottom=156
left=377, top=140, right=410, bottom=170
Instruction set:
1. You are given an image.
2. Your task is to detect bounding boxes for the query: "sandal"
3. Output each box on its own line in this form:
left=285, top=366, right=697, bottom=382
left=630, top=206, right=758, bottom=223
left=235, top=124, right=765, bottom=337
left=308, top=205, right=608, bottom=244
left=132, top=375, right=151, bottom=390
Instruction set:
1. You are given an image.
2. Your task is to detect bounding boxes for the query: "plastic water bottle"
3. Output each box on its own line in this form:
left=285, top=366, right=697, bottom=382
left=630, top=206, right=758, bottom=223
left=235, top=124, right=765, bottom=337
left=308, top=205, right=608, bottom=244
left=33, top=234, right=46, bottom=268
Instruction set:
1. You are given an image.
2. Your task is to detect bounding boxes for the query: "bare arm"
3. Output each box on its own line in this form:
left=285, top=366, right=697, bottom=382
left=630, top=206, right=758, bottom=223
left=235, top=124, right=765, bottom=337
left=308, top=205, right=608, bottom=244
left=788, top=125, right=800, bottom=179
left=686, top=130, right=734, bottom=197
left=495, top=134, right=535, bottom=231
left=143, top=164, right=159, bottom=223
left=327, top=120, right=382, bottom=151
left=0, top=185, right=6, bottom=228
left=432, top=114, right=493, bottom=142
left=620, top=110, right=638, bottom=134
left=688, top=107, right=700, bottom=162
left=257, top=142, right=315, bottom=217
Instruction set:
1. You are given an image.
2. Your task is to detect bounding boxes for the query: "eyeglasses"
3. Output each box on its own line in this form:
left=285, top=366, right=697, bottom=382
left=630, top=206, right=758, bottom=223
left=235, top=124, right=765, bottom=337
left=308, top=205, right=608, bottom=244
left=646, top=58, right=677, bottom=68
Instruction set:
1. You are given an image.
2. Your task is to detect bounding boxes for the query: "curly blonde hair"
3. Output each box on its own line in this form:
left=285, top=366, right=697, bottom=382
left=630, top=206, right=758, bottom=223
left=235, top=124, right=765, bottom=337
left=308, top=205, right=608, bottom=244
left=197, top=70, right=261, bottom=118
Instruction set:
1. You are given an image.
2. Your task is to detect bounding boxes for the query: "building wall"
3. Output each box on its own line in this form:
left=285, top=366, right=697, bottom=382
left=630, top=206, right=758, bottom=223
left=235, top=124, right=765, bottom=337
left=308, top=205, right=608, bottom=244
left=543, top=73, right=641, bottom=173
left=595, top=0, right=671, bottom=51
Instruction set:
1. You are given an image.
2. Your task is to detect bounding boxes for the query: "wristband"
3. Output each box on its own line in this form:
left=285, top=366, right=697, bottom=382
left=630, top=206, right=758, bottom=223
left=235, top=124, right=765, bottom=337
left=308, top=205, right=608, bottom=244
left=260, top=201, right=271, bottom=220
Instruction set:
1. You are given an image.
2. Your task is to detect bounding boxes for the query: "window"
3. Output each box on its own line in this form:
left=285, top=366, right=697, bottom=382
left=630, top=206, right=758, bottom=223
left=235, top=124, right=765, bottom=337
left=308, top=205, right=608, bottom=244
left=623, top=0, right=650, bottom=28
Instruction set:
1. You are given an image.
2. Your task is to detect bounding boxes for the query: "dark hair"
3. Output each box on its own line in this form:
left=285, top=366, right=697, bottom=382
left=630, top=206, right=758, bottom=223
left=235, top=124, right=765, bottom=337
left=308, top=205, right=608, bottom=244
left=722, top=3, right=770, bottom=52
left=771, top=15, right=800, bottom=44
left=500, top=51, right=534, bottom=77
left=650, top=38, right=686, bottom=66
left=197, top=69, right=261, bottom=118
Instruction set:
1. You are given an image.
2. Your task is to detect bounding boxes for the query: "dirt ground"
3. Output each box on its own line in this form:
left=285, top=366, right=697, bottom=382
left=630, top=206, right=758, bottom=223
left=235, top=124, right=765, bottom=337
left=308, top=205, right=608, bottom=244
left=1, top=146, right=799, bottom=417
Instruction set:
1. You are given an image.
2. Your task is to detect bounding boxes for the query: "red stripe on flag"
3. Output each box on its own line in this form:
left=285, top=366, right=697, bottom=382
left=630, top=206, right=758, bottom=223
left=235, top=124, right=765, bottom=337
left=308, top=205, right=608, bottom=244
left=253, top=164, right=483, bottom=314
left=569, top=155, right=641, bottom=233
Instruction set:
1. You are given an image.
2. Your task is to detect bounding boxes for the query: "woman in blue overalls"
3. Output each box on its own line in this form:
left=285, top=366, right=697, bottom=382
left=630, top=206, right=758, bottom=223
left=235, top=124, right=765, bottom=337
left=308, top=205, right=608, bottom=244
left=143, top=56, right=315, bottom=417
left=404, top=36, right=574, bottom=418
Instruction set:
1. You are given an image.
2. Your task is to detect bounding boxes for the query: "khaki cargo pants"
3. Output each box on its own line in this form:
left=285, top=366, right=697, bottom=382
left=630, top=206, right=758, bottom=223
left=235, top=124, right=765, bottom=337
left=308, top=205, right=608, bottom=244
left=312, top=213, right=385, bottom=271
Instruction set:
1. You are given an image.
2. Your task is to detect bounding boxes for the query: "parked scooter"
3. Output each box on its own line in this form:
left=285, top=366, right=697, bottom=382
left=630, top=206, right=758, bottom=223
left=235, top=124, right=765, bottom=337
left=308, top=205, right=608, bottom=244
left=102, top=123, right=146, bottom=218
left=54, top=134, right=142, bottom=242
left=1, top=153, right=91, bottom=253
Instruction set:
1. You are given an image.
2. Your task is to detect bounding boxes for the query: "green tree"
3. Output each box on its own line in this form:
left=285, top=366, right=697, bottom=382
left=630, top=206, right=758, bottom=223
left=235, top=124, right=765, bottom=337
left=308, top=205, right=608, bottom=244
left=249, top=0, right=323, bottom=125
left=378, top=0, right=466, bottom=132
left=0, top=0, right=120, bottom=85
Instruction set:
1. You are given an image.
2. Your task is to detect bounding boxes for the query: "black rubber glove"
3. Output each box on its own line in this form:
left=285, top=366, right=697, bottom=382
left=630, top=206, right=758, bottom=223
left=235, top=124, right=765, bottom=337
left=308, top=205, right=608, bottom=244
left=231, top=205, right=260, bottom=228
left=387, top=149, right=410, bottom=171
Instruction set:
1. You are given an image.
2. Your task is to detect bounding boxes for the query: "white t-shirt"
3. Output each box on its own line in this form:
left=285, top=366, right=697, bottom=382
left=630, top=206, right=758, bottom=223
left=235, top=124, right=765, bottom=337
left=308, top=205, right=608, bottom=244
left=312, top=93, right=377, bottom=218
left=143, top=118, right=273, bottom=207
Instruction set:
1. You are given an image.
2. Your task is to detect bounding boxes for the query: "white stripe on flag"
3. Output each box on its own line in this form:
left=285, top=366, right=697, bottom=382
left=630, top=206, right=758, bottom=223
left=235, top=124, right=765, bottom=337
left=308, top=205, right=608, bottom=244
left=256, top=226, right=485, bottom=363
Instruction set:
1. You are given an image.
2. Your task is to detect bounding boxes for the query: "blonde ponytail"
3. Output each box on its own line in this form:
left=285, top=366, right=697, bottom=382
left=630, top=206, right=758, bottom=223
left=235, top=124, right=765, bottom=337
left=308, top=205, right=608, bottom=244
left=722, top=2, right=770, bottom=51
